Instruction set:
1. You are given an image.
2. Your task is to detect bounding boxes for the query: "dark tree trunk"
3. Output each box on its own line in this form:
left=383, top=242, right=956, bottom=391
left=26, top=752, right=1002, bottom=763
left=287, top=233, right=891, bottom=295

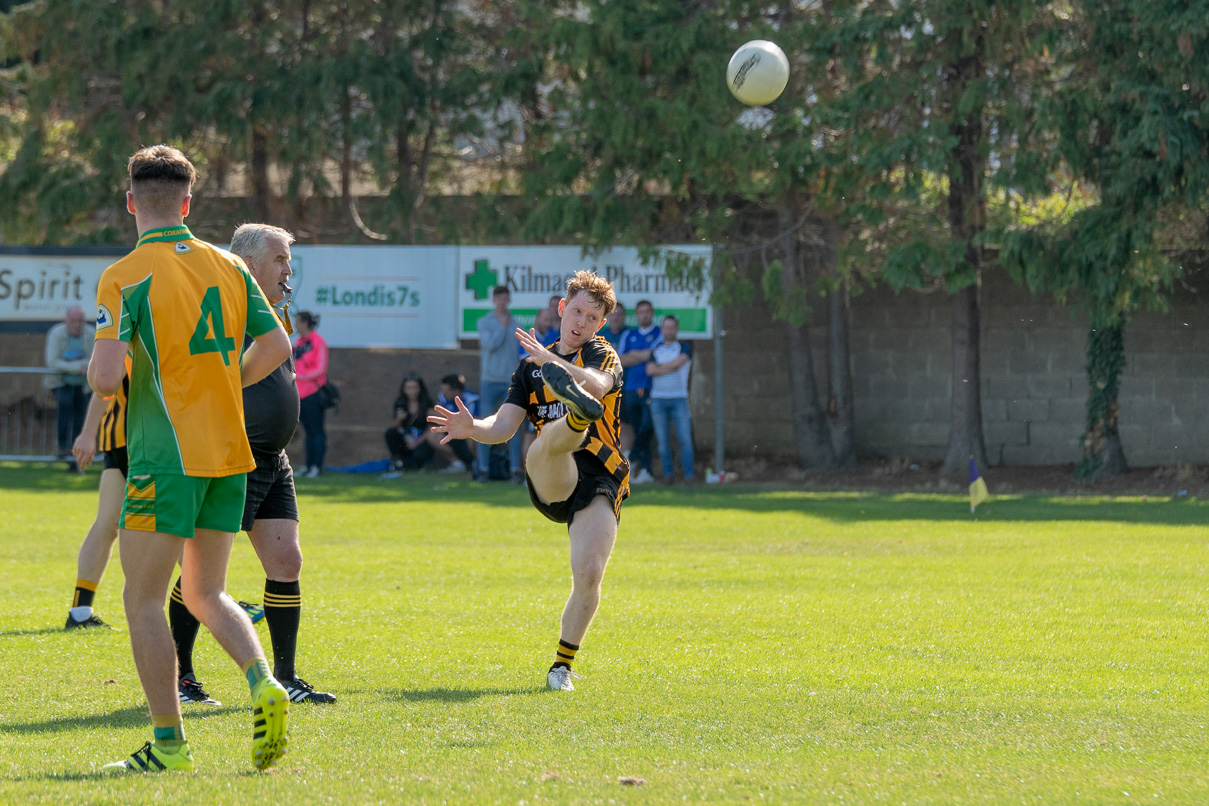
left=939, top=26, right=989, bottom=476
left=1076, top=324, right=1128, bottom=479
left=250, top=126, right=270, bottom=223
left=822, top=220, right=856, bottom=467
left=942, top=284, right=988, bottom=474
left=780, top=205, right=836, bottom=469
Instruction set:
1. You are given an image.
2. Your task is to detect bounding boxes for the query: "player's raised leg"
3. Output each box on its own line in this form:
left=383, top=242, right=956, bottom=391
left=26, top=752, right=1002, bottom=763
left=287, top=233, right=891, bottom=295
left=525, top=362, right=603, bottom=504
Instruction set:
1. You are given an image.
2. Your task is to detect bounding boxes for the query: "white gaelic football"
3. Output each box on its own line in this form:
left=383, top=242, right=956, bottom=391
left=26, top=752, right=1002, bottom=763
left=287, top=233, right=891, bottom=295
left=726, top=40, right=789, bottom=106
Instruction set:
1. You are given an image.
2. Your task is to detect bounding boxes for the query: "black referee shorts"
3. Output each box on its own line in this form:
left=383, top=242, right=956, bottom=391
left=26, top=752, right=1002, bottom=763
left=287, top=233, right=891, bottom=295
left=242, top=450, right=299, bottom=532
left=102, top=445, right=129, bottom=476
left=527, top=454, right=627, bottom=526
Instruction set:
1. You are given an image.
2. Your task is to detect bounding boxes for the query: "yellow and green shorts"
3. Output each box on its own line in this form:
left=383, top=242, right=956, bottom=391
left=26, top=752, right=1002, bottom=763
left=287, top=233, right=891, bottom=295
left=121, top=473, right=248, bottom=538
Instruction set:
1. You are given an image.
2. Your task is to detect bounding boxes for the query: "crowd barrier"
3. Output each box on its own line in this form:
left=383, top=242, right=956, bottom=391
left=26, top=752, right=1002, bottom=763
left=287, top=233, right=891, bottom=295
left=0, top=366, right=62, bottom=461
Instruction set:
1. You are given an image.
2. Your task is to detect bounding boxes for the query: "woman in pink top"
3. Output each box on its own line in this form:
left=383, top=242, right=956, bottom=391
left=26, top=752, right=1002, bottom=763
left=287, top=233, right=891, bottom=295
left=292, top=311, right=329, bottom=477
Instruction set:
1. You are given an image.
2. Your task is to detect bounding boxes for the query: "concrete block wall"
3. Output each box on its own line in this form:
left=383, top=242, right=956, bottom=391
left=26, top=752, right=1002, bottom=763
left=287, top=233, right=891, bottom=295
left=3, top=266, right=1207, bottom=468
left=701, top=267, right=1209, bottom=467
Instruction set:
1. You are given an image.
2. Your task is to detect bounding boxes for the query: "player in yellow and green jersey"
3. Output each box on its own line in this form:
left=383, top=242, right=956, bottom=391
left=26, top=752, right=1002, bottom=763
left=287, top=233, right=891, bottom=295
left=88, top=144, right=294, bottom=773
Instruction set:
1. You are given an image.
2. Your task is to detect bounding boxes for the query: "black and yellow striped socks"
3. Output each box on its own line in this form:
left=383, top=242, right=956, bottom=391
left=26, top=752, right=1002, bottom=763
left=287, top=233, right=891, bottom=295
left=69, top=579, right=99, bottom=621
left=264, top=579, right=301, bottom=681
left=566, top=411, right=591, bottom=432
left=552, top=638, right=579, bottom=670
left=168, top=577, right=201, bottom=679
left=72, top=579, right=97, bottom=609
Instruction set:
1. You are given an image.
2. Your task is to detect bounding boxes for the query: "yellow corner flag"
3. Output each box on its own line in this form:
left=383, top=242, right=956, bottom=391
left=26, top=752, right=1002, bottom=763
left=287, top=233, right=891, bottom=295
left=969, top=458, right=989, bottom=512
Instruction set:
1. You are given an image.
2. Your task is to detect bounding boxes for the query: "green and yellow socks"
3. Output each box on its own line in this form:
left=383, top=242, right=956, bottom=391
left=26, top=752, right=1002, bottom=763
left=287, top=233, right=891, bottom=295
left=151, top=714, right=187, bottom=749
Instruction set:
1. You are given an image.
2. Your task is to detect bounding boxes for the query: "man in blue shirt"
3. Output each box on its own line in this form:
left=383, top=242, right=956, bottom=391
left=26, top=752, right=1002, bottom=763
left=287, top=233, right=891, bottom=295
left=601, top=302, right=627, bottom=350
left=476, top=286, right=524, bottom=481
left=618, top=299, right=660, bottom=485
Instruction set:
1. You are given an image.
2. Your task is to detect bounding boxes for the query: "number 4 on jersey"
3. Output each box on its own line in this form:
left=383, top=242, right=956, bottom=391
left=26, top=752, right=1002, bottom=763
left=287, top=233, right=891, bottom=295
left=189, top=286, right=237, bottom=365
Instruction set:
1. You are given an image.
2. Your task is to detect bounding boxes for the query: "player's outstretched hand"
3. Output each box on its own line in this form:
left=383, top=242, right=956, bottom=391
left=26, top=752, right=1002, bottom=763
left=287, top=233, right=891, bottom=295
left=516, top=327, right=553, bottom=365
left=427, top=396, right=474, bottom=445
left=72, top=431, right=96, bottom=470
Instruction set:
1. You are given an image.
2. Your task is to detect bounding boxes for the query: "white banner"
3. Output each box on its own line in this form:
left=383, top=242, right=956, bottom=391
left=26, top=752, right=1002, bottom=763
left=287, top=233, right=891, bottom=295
left=286, top=246, right=458, bottom=349
left=0, top=254, right=112, bottom=321
left=0, top=244, right=713, bottom=348
left=455, top=245, right=713, bottom=338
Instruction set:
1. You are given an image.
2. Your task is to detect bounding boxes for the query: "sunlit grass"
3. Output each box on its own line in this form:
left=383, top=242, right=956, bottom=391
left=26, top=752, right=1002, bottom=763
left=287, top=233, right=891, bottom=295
left=1, top=465, right=1207, bottom=803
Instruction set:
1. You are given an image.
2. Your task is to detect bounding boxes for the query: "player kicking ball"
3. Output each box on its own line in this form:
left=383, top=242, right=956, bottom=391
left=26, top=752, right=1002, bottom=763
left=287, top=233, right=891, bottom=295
left=429, top=270, right=629, bottom=691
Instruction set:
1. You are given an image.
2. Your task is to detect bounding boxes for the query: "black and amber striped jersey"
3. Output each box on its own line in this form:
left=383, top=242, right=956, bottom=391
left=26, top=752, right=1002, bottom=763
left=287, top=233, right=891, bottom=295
left=506, top=335, right=629, bottom=486
left=97, top=355, right=132, bottom=452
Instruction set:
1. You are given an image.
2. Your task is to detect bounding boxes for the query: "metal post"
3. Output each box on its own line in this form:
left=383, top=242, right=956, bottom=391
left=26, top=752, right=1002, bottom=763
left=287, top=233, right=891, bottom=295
left=712, top=248, right=725, bottom=474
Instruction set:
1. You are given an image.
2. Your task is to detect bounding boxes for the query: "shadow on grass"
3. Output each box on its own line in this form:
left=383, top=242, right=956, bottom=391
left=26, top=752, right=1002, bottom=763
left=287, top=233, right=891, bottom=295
left=0, top=706, right=150, bottom=735
left=5, top=463, right=1206, bottom=526
left=0, top=626, right=75, bottom=638
left=8, top=771, right=111, bottom=782
left=349, top=685, right=541, bottom=703
left=0, top=704, right=244, bottom=737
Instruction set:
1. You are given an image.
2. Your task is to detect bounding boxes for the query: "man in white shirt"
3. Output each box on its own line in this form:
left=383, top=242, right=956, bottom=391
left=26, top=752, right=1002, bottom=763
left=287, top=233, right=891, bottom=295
left=45, top=306, right=95, bottom=472
left=646, top=315, right=695, bottom=484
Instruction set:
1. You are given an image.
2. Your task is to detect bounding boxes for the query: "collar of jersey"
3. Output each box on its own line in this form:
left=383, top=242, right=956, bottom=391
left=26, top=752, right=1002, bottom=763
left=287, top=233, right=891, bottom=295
left=137, top=225, right=195, bottom=247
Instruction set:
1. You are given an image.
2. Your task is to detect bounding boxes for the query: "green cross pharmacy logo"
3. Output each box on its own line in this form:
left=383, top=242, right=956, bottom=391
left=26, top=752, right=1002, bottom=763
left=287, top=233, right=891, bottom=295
left=464, top=259, right=498, bottom=300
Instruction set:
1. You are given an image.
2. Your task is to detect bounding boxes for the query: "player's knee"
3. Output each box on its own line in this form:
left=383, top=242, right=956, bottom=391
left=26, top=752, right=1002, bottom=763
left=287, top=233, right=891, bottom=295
left=180, top=585, right=209, bottom=617
left=573, top=560, right=607, bottom=591
left=276, top=549, right=303, bottom=580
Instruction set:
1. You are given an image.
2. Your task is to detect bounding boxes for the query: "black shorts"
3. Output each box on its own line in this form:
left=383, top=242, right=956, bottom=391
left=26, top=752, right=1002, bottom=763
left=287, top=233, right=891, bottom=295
left=103, top=445, right=128, bottom=476
left=527, top=454, right=627, bottom=526
left=242, top=450, right=299, bottom=532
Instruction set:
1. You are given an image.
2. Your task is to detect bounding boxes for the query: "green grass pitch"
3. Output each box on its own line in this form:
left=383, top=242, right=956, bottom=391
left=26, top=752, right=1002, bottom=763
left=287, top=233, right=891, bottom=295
left=1, top=464, right=1207, bottom=803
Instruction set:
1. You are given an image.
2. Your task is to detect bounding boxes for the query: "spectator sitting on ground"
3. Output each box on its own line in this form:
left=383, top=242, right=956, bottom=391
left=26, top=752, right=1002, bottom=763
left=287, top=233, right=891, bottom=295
left=431, top=374, right=478, bottom=473
left=384, top=373, right=436, bottom=472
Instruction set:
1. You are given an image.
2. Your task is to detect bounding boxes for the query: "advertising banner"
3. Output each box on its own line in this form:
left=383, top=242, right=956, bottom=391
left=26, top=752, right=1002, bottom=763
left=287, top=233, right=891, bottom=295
left=0, top=254, right=115, bottom=321
left=1, top=244, right=713, bottom=348
left=284, top=246, right=459, bottom=349
left=455, top=245, right=713, bottom=339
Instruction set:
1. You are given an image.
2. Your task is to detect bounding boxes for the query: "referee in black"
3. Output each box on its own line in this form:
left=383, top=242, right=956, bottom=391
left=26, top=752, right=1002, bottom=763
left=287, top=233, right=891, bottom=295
left=170, top=223, right=335, bottom=705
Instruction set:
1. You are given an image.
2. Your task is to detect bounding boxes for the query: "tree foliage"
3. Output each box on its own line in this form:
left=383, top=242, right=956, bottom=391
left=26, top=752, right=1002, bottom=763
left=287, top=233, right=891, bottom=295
left=0, top=0, right=504, bottom=244
left=999, top=0, right=1209, bottom=478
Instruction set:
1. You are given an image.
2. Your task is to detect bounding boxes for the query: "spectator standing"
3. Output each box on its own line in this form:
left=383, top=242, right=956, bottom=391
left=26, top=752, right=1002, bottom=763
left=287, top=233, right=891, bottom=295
left=45, top=306, right=95, bottom=472
left=476, top=286, right=524, bottom=482
left=384, top=372, right=436, bottom=472
left=601, top=301, right=627, bottom=350
left=292, top=311, right=328, bottom=477
left=544, top=294, right=562, bottom=323
left=646, top=315, right=696, bottom=485
left=533, top=306, right=561, bottom=349
left=618, top=300, right=659, bottom=485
